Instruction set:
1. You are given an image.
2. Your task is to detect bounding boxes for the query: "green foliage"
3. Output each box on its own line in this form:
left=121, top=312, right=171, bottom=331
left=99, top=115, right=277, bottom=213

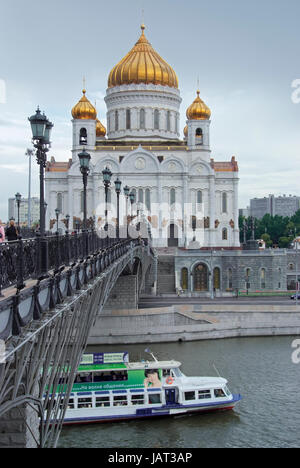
left=241, top=209, right=300, bottom=247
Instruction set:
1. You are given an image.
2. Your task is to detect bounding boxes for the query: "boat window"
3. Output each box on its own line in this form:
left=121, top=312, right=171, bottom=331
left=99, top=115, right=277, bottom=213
left=113, top=395, right=128, bottom=406
left=75, top=373, right=92, bottom=383
left=163, top=369, right=171, bottom=377
left=224, top=386, right=231, bottom=397
left=131, top=394, right=144, bottom=405
left=67, top=398, right=75, bottom=409
left=78, top=397, right=93, bottom=408
left=198, top=390, right=211, bottom=400
left=148, top=394, right=161, bottom=404
left=95, top=396, right=110, bottom=407
left=93, top=371, right=128, bottom=382
left=173, top=368, right=182, bottom=377
left=184, top=391, right=196, bottom=401
left=214, top=389, right=226, bottom=398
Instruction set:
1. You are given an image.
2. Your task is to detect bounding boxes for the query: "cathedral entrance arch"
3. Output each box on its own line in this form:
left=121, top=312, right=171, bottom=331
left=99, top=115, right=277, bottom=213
left=193, top=263, right=208, bottom=291
left=168, top=223, right=178, bottom=247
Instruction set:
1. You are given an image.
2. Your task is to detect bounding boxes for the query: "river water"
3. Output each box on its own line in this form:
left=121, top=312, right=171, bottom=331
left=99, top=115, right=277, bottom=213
left=58, top=336, right=300, bottom=448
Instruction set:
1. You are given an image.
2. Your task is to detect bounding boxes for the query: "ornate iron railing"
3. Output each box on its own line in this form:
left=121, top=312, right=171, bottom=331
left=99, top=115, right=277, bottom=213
left=0, top=231, right=134, bottom=292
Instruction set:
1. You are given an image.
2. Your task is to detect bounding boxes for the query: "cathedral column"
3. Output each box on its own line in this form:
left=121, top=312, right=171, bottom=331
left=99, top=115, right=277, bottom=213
left=233, top=179, right=240, bottom=246
left=209, top=175, right=216, bottom=247
left=183, top=175, right=188, bottom=248
left=68, top=179, right=73, bottom=230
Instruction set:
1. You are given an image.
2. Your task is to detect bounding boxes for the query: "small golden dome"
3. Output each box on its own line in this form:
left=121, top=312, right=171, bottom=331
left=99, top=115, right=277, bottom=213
left=186, top=90, right=211, bottom=121
left=183, top=125, right=188, bottom=138
left=72, top=89, right=97, bottom=120
left=108, top=25, right=178, bottom=89
left=96, top=118, right=106, bottom=137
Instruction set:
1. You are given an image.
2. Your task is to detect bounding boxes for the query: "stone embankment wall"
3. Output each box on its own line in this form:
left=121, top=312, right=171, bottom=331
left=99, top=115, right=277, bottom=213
left=87, top=305, right=300, bottom=345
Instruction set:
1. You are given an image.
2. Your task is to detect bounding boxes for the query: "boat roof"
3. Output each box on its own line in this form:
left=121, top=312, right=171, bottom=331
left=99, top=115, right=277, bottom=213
left=77, top=360, right=181, bottom=373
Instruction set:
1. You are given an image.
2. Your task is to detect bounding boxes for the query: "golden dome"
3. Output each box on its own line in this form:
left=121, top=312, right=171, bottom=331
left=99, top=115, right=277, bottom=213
left=72, top=89, right=97, bottom=120
left=108, top=25, right=178, bottom=89
left=183, top=125, right=188, bottom=138
left=96, top=118, right=106, bottom=137
left=186, top=90, right=211, bottom=121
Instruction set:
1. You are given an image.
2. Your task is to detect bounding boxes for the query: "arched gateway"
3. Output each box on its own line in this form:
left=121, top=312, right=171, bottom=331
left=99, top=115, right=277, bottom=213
left=193, top=263, right=208, bottom=291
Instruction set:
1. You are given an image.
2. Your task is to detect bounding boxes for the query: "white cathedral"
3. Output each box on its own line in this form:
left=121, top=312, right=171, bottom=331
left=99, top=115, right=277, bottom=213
left=45, top=25, right=240, bottom=250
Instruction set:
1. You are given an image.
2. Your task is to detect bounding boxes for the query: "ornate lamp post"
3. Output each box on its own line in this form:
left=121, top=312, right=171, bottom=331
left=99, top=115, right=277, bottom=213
left=129, top=191, right=136, bottom=220
left=78, top=149, right=91, bottom=256
left=102, top=166, right=112, bottom=232
left=28, top=107, right=53, bottom=278
left=15, top=192, right=22, bottom=229
left=114, top=178, right=122, bottom=239
left=55, top=208, right=60, bottom=234
left=123, top=185, right=130, bottom=238
left=65, top=214, right=70, bottom=233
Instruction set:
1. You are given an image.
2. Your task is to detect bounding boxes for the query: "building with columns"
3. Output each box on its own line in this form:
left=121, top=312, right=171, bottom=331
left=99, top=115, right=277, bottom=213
left=45, top=24, right=240, bottom=251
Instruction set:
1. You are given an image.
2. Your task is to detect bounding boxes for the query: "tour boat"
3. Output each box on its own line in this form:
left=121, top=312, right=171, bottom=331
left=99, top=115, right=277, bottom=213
left=56, top=351, right=242, bottom=425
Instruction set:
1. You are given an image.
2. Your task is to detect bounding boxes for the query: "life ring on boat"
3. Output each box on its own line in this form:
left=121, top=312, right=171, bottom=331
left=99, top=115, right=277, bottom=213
left=166, top=377, right=174, bottom=385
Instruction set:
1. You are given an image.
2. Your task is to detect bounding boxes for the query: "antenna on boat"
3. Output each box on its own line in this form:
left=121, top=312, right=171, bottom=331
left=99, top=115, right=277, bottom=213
left=213, top=363, right=222, bottom=378
left=144, top=348, right=158, bottom=363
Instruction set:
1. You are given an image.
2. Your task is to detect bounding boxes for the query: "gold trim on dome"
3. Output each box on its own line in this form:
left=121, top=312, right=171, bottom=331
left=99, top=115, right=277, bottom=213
left=96, top=118, right=106, bottom=137
left=72, top=89, right=97, bottom=120
left=108, top=25, right=178, bottom=89
left=186, top=90, right=211, bottom=121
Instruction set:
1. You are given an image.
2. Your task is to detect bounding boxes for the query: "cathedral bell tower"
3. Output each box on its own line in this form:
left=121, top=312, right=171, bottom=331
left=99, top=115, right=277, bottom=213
left=71, top=89, right=97, bottom=161
left=185, top=90, right=211, bottom=151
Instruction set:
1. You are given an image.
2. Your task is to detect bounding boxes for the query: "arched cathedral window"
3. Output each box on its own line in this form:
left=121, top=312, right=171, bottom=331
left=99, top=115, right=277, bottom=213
left=79, top=128, right=87, bottom=145
left=167, top=111, right=171, bottom=132
left=57, top=193, right=63, bottom=213
left=222, top=193, right=228, bottom=213
left=170, top=188, right=176, bottom=207
left=154, top=109, right=160, bottom=130
left=145, top=189, right=151, bottom=211
left=126, top=109, right=131, bottom=130
left=195, top=128, right=203, bottom=144
left=115, top=111, right=119, bottom=131
left=140, top=109, right=145, bottom=129
left=222, top=228, right=228, bottom=240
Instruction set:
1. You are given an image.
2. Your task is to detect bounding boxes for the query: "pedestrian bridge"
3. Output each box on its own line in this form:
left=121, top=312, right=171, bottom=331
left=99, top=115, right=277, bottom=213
left=0, top=233, right=156, bottom=447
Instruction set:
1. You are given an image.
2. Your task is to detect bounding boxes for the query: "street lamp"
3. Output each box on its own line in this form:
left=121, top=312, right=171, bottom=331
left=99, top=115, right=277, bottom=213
left=114, top=178, right=122, bottom=239
left=15, top=192, right=22, bottom=228
left=123, top=185, right=130, bottom=238
left=28, top=107, right=53, bottom=278
left=55, top=208, right=60, bottom=234
left=65, top=214, right=70, bottom=233
left=129, top=191, right=136, bottom=220
left=102, top=166, right=112, bottom=232
left=78, top=149, right=91, bottom=231
left=78, top=149, right=91, bottom=257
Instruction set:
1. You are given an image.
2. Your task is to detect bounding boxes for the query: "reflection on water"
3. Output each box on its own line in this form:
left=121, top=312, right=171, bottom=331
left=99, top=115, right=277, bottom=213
left=58, top=337, right=300, bottom=448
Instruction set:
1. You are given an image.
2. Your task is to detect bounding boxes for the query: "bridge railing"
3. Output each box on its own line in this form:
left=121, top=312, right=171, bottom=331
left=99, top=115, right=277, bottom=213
left=0, top=231, right=145, bottom=293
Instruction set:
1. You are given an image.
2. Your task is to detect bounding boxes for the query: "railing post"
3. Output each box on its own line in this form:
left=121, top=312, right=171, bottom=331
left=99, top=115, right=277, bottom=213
left=16, top=236, right=25, bottom=291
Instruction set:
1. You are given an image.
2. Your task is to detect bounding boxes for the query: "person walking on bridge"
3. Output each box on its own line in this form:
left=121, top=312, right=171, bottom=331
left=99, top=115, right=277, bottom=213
left=0, top=220, right=5, bottom=243
left=5, top=219, right=19, bottom=242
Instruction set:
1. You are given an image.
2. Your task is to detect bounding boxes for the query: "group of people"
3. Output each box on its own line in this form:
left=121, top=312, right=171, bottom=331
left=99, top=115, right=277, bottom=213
left=0, top=219, right=20, bottom=243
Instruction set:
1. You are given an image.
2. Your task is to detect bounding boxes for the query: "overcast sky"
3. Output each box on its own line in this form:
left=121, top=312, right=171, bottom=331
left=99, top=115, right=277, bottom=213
left=0, top=0, right=300, bottom=221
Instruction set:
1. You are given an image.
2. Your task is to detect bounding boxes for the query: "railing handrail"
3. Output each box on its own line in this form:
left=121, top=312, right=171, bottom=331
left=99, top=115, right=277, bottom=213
left=0, top=232, right=151, bottom=293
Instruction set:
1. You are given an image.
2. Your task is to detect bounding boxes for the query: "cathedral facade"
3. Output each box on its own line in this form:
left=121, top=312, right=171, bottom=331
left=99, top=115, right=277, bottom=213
left=45, top=25, right=240, bottom=250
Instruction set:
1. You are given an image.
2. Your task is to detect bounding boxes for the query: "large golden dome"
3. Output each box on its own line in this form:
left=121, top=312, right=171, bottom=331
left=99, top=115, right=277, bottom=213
left=72, top=89, right=97, bottom=120
left=108, top=25, right=178, bottom=89
left=186, top=90, right=211, bottom=120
